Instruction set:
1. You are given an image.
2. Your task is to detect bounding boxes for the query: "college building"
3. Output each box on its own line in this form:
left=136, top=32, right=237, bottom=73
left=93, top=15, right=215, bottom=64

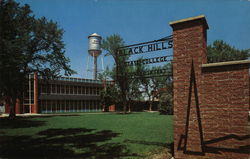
left=3, top=73, right=111, bottom=114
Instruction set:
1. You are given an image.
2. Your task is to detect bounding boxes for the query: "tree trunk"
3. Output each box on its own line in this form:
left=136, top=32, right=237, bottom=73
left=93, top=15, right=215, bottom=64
left=121, top=88, right=127, bottom=114
left=128, top=99, right=131, bottom=113
left=9, top=97, right=16, bottom=119
left=149, top=101, right=152, bottom=111
left=102, top=101, right=105, bottom=112
left=122, top=96, right=127, bottom=114
left=149, top=96, right=155, bottom=112
left=120, top=78, right=127, bottom=114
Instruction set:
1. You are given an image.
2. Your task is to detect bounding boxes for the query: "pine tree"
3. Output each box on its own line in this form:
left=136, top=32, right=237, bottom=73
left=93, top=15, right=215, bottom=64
left=207, top=40, right=249, bottom=63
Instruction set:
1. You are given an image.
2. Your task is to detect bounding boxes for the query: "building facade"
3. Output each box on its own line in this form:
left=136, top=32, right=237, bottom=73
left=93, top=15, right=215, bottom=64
left=4, top=73, right=108, bottom=114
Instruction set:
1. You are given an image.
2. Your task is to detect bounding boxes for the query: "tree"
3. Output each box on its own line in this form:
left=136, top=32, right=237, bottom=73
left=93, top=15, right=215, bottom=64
left=98, top=63, right=143, bottom=112
left=98, top=66, right=119, bottom=111
left=101, top=34, right=130, bottom=113
left=135, top=63, right=153, bottom=111
left=100, top=82, right=119, bottom=112
left=207, top=40, right=249, bottom=63
left=136, top=62, right=172, bottom=112
left=0, top=0, right=75, bottom=118
left=126, top=65, right=142, bottom=112
left=157, top=63, right=173, bottom=115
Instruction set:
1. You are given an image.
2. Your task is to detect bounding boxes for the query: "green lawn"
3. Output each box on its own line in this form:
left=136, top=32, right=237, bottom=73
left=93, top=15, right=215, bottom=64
left=0, top=112, right=173, bottom=159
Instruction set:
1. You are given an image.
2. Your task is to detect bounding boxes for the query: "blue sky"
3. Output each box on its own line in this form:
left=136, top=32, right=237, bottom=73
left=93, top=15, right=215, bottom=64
left=17, top=0, right=250, bottom=78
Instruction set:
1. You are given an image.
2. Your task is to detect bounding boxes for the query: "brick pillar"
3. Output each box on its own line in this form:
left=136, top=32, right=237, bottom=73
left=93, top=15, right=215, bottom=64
left=15, top=98, right=21, bottom=114
left=170, top=15, right=208, bottom=159
left=102, top=80, right=106, bottom=112
left=33, top=72, right=39, bottom=113
left=4, top=97, right=20, bottom=114
left=4, top=99, right=10, bottom=114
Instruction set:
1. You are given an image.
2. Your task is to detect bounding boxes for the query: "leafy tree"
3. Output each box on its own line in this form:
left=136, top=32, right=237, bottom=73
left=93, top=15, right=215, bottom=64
left=101, top=34, right=130, bottom=113
left=98, top=63, right=143, bottom=112
left=100, top=82, right=119, bottom=111
left=207, top=40, right=249, bottom=63
left=158, top=90, right=173, bottom=115
left=135, top=63, right=153, bottom=110
left=126, top=65, right=142, bottom=112
left=136, top=62, right=172, bottom=112
left=157, top=63, right=173, bottom=114
left=100, top=35, right=146, bottom=113
left=0, top=0, right=75, bottom=118
left=98, top=67, right=119, bottom=111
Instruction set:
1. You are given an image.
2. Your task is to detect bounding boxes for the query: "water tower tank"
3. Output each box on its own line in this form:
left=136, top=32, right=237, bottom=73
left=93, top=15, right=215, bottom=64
left=88, top=33, right=102, bottom=57
left=87, top=33, right=102, bottom=80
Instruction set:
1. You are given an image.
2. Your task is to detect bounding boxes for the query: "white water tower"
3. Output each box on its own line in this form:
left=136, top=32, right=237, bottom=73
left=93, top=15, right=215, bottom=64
left=87, top=33, right=102, bottom=80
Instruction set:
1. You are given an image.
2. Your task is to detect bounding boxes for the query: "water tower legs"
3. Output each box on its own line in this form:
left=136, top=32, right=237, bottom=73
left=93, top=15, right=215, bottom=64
left=93, top=56, right=97, bottom=80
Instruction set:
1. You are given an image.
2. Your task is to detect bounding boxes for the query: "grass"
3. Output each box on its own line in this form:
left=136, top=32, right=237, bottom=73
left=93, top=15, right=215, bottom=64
left=0, top=112, right=173, bottom=159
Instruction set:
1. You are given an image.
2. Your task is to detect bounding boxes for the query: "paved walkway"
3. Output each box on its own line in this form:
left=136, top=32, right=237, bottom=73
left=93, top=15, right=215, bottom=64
left=0, top=111, right=159, bottom=118
left=0, top=112, right=109, bottom=118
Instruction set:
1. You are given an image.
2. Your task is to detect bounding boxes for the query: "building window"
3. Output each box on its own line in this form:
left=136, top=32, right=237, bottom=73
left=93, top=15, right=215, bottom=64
left=83, top=86, right=86, bottom=94
left=81, top=100, right=84, bottom=112
left=47, top=84, right=51, bottom=94
left=46, top=100, right=50, bottom=113
left=97, top=88, right=99, bottom=95
left=66, top=100, right=69, bottom=112
left=89, top=87, right=92, bottom=95
left=66, top=85, right=70, bottom=94
left=51, top=100, right=55, bottom=112
left=78, top=86, right=81, bottom=94
left=61, top=85, right=65, bottom=94
left=41, top=100, right=45, bottom=112
left=51, top=84, right=54, bottom=94
left=86, top=87, right=89, bottom=95
left=74, top=86, right=77, bottom=94
left=41, top=84, right=45, bottom=94
left=40, top=84, right=43, bottom=94
left=70, top=85, right=73, bottom=94
left=92, top=87, right=96, bottom=95
left=57, top=85, right=61, bottom=94
left=62, top=100, right=65, bottom=112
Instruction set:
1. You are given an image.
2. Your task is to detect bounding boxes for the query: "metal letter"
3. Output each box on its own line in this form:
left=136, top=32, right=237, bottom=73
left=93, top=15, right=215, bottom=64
left=162, top=42, right=167, bottom=49
left=156, top=43, right=161, bottom=50
left=156, top=57, right=160, bottom=63
left=129, top=48, right=133, bottom=55
left=134, top=47, right=139, bottom=54
left=168, top=40, right=173, bottom=48
left=148, top=44, right=153, bottom=52
left=139, top=46, right=143, bottom=53
left=160, top=57, right=164, bottom=62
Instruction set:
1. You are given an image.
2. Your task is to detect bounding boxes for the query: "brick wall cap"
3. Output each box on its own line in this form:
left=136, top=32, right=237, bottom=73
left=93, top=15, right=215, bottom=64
left=202, top=60, right=250, bottom=68
left=169, top=15, right=209, bottom=29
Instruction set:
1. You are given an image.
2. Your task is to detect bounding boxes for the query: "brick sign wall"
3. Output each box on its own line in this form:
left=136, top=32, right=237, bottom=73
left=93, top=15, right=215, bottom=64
left=170, top=15, right=250, bottom=159
left=201, top=62, right=250, bottom=159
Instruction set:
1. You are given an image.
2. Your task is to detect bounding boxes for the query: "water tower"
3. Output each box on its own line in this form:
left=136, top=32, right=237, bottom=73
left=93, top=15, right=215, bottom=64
left=88, top=33, right=102, bottom=80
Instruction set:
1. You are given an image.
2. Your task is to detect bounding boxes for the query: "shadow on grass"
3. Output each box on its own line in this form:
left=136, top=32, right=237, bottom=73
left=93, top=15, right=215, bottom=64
left=124, top=139, right=174, bottom=156
left=124, top=139, right=169, bottom=147
left=0, top=128, right=138, bottom=158
left=0, top=117, right=46, bottom=129
left=0, top=114, right=82, bottom=129
left=113, top=112, right=145, bottom=115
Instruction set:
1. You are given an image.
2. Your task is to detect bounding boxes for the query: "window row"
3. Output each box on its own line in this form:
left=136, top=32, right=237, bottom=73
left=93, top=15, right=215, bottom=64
left=40, top=84, right=102, bottom=95
left=39, top=100, right=102, bottom=113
